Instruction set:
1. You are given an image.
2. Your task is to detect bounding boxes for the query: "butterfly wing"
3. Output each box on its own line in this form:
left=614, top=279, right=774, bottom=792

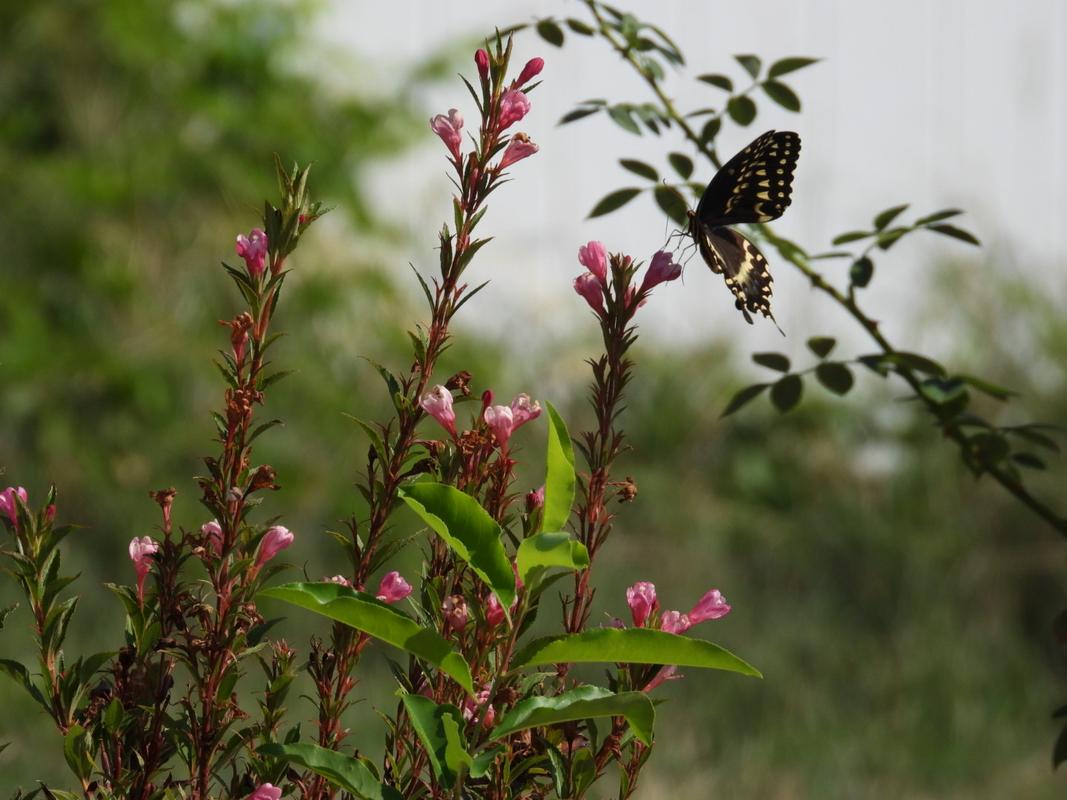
left=695, top=225, right=776, bottom=326
left=695, top=130, right=801, bottom=227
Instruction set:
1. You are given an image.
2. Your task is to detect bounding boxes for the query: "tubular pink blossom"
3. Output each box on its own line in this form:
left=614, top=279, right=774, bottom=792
left=442, top=594, right=469, bottom=632
left=688, top=588, right=731, bottom=624
left=659, top=610, right=691, bottom=635
left=235, top=228, right=268, bottom=278
left=376, top=571, right=413, bottom=604
left=573, top=272, right=605, bottom=315
left=626, top=581, right=658, bottom=628
left=326, top=574, right=352, bottom=587
left=497, top=89, right=531, bottom=130
left=578, top=241, right=608, bottom=284
left=0, top=486, right=28, bottom=529
left=486, top=593, right=506, bottom=628
left=509, top=393, right=542, bottom=430
left=462, top=685, right=496, bottom=727
left=248, top=785, right=282, bottom=800
left=515, top=56, right=544, bottom=87
left=498, top=133, right=539, bottom=170
left=201, top=519, right=223, bottom=554
left=643, top=665, right=681, bottom=692
left=483, top=404, right=515, bottom=448
left=475, top=48, right=490, bottom=80
left=525, top=485, right=545, bottom=512
left=640, top=250, right=683, bottom=293
left=430, top=108, right=464, bottom=161
left=256, top=525, right=294, bottom=567
left=420, top=385, right=457, bottom=436
left=129, top=536, right=160, bottom=605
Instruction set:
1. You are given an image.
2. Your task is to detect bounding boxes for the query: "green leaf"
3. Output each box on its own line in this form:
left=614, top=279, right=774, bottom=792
left=727, top=95, right=757, bottom=126
left=752, top=352, right=790, bottom=372
left=608, top=105, right=641, bottom=135
left=491, top=685, right=655, bottom=746
left=258, top=743, right=402, bottom=800
left=815, top=363, right=854, bottom=395
left=653, top=185, right=689, bottom=226
left=734, top=54, right=762, bottom=78
left=850, top=256, right=874, bottom=288
left=914, top=208, right=963, bottom=225
left=0, top=659, right=49, bottom=711
left=920, top=377, right=969, bottom=407
left=768, top=56, right=820, bottom=78
left=516, top=532, right=589, bottom=588
left=1013, top=452, right=1046, bottom=470
left=536, top=19, right=565, bottom=47
left=542, top=402, right=575, bottom=533
left=880, top=352, right=946, bottom=376
left=697, top=73, right=733, bottom=91
left=770, top=374, right=803, bottom=412
left=511, top=627, right=761, bottom=678
left=668, top=152, right=694, bottom=179
left=619, top=159, right=658, bottom=182
left=957, top=374, right=1016, bottom=401
left=259, top=582, right=473, bottom=693
left=927, top=223, right=980, bottom=246
left=700, top=117, right=722, bottom=145
left=873, top=204, right=909, bottom=230
left=588, top=188, right=642, bottom=218
left=876, top=227, right=909, bottom=250
left=402, top=694, right=472, bottom=788
left=0, top=603, right=17, bottom=630
left=832, top=230, right=872, bottom=245
left=63, top=724, right=94, bottom=782
left=807, top=337, right=836, bottom=358
left=399, top=483, right=515, bottom=610
left=761, top=81, right=800, bottom=112
left=470, top=745, right=504, bottom=778
left=559, top=107, right=601, bottom=125
left=565, top=18, right=595, bottom=36
left=722, top=383, right=769, bottom=417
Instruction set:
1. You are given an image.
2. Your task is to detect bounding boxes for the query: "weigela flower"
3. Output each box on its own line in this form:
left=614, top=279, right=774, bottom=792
left=129, top=536, right=160, bottom=605
left=475, top=48, right=490, bottom=80
left=235, top=228, right=268, bottom=278
left=525, top=485, right=545, bottom=512
left=442, top=594, right=469, bottom=632
left=201, top=519, right=223, bottom=554
left=420, top=385, right=457, bottom=437
left=462, top=684, right=496, bottom=727
left=497, top=89, right=531, bottom=130
left=514, top=56, right=544, bottom=86
left=510, top=393, right=542, bottom=428
left=498, top=133, right=539, bottom=170
left=248, top=785, right=282, bottom=800
left=376, top=571, right=413, bottom=604
left=659, top=610, right=691, bottom=635
left=484, top=393, right=541, bottom=449
left=640, top=250, right=683, bottom=293
left=689, top=588, right=731, bottom=624
left=578, top=241, right=608, bottom=284
left=626, top=581, right=658, bottom=628
left=256, top=526, right=294, bottom=567
left=0, top=486, right=28, bottom=529
left=486, top=593, right=507, bottom=628
left=430, top=109, right=464, bottom=161
left=326, top=574, right=352, bottom=587
left=573, top=272, right=605, bottom=315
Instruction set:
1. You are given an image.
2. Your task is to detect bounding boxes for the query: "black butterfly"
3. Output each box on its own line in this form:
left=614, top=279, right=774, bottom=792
left=688, top=130, right=801, bottom=326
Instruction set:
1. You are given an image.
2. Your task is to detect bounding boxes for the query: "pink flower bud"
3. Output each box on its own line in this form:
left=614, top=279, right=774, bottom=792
left=376, top=570, right=413, bottom=604
left=483, top=404, right=515, bottom=448
left=475, top=48, right=490, bottom=80
left=688, top=588, right=731, bottom=624
left=512, top=560, right=524, bottom=592
left=498, top=133, right=539, bottom=170
left=256, top=525, right=294, bottom=567
left=248, top=785, right=282, bottom=800
left=486, top=593, right=507, bottom=628
left=442, top=594, right=469, bottom=632
left=640, top=250, right=683, bottom=293
left=525, top=485, right=545, bottom=512
left=497, top=89, right=531, bottom=130
left=643, top=665, right=681, bottom=692
left=509, top=393, right=542, bottom=430
left=515, top=57, right=544, bottom=86
left=326, top=574, right=352, bottom=587
left=481, top=389, right=493, bottom=409
left=44, top=504, right=56, bottom=524
left=128, top=536, right=160, bottom=605
left=201, top=519, right=223, bottom=554
left=430, top=109, right=464, bottom=161
left=573, top=272, right=605, bottom=315
left=235, top=228, right=268, bottom=278
left=462, top=684, right=496, bottom=727
left=578, top=241, right=608, bottom=284
left=659, top=610, right=691, bottom=635
left=626, top=581, right=658, bottom=627
left=0, top=486, right=28, bottom=529
left=420, top=385, right=457, bottom=437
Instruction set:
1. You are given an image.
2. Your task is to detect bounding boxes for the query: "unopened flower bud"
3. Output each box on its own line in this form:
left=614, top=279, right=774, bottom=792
left=515, top=56, right=544, bottom=86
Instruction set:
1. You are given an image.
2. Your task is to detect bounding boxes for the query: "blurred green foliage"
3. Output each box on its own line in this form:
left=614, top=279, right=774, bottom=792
left=2, top=1, right=1067, bottom=797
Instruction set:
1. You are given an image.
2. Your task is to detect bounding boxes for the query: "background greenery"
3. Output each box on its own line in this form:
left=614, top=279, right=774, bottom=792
left=2, top=1, right=1066, bottom=797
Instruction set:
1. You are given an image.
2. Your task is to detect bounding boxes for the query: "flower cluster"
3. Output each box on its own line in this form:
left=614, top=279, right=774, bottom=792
left=573, top=240, right=683, bottom=318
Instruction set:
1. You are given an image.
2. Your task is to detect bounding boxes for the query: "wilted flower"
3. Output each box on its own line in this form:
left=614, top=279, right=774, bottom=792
left=640, top=250, right=683, bottom=293
left=626, top=581, right=658, bottom=628
left=201, top=519, right=223, bottom=555
left=129, top=536, right=160, bottom=605
left=235, top=228, right=268, bottom=278
left=510, top=393, right=542, bottom=428
left=689, top=588, right=731, bottom=624
left=573, top=272, right=605, bottom=315
left=376, top=571, right=413, bottom=604
left=497, top=89, right=531, bottom=130
left=0, top=486, right=28, bottom=529
left=326, top=574, right=352, bottom=587
left=514, top=56, right=544, bottom=86
left=442, top=594, right=469, bottom=632
left=430, top=109, right=464, bottom=161
left=578, top=241, right=608, bottom=284
left=420, top=385, right=457, bottom=437
left=498, top=133, right=539, bottom=170
left=256, top=526, right=294, bottom=567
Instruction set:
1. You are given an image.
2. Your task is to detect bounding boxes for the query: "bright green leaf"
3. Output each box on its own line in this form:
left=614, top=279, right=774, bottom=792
left=542, top=403, right=576, bottom=533
left=258, top=743, right=402, bottom=800
left=517, top=532, right=589, bottom=588
left=491, top=685, right=655, bottom=746
left=402, top=694, right=472, bottom=788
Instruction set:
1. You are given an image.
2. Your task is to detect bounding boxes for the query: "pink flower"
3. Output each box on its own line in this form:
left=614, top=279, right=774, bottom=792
left=483, top=404, right=514, bottom=448
left=129, top=536, right=160, bottom=605
left=475, top=48, right=490, bottom=80
left=376, top=571, right=412, bottom=604
left=659, top=610, right=691, bottom=635
left=689, top=589, right=731, bottom=624
left=515, top=57, right=544, bottom=87
left=486, top=593, right=507, bottom=628
left=235, top=228, right=269, bottom=278
left=430, top=109, right=464, bottom=161
left=578, top=241, right=608, bottom=284
left=498, top=133, right=539, bottom=170
left=510, top=393, right=542, bottom=429
left=248, top=785, right=282, bottom=800
left=256, top=526, right=294, bottom=568
left=0, top=486, right=28, bottom=529
left=44, top=504, right=56, bottom=525
left=201, top=519, right=223, bottom=554
left=442, top=594, right=469, bottom=632
left=462, top=685, right=497, bottom=727
left=640, top=250, right=682, bottom=293
left=626, top=581, right=658, bottom=628
left=497, top=89, right=530, bottom=130
left=420, top=385, right=457, bottom=437
left=525, top=485, right=545, bottom=512
left=326, top=574, right=352, bottom=587
left=573, top=272, right=605, bottom=315
left=643, top=665, right=681, bottom=692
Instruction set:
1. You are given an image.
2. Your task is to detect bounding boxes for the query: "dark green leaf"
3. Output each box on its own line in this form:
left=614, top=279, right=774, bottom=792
left=1005, top=426, right=1061, bottom=453
left=881, top=352, right=946, bottom=376
left=542, top=402, right=575, bottom=533
left=768, top=56, right=820, bottom=78
left=722, top=383, right=769, bottom=417
left=876, top=227, right=909, bottom=250
left=761, top=81, right=800, bottom=112
left=1013, top=452, right=1046, bottom=470
left=259, top=743, right=401, bottom=800
left=536, top=19, right=565, bottom=47
left=700, top=117, right=722, bottom=145
left=0, top=659, right=49, bottom=711
left=832, top=230, right=872, bottom=246
left=928, top=224, right=980, bottom=246
left=752, top=352, right=790, bottom=372
left=770, top=374, right=803, bottom=412
left=565, top=18, right=595, bottom=35
left=850, top=256, right=874, bottom=288
left=608, top=105, right=642, bottom=135
left=734, top=54, right=762, bottom=78
left=619, top=159, right=658, bottom=182
left=873, top=204, right=909, bottom=230
left=914, top=208, right=963, bottom=225
left=727, top=95, right=757, bottom=126
left=957, top=374, right=1016, bottom=401
left=815, top=363, right=854, bottom=395
left=653, top=185, right=689, bottom=227
left=1054, top=720, right=1067, bottom=769
left=668, top=152, right=694, bottom=179
left=588, top=188, right=642, bottom=218
left=63, top=724, right=93, bottom=782
left=401, top=695, right=471, bottom=788
left=559, top=107, right=601, bottom=125
left=697, top=74, right=733, bottom=91
left=491, top=686, right=655, bottom=746
left=807, top=337, right=836, bottom=358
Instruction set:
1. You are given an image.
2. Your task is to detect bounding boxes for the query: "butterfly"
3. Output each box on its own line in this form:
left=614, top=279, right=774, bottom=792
left=688, top=129, right=801, bottom=326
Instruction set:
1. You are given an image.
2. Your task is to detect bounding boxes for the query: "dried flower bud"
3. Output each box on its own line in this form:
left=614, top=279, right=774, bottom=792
left=445, top=370, right=473, bottom=396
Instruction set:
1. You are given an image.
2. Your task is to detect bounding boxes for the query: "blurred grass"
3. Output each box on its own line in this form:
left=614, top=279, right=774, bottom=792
left=3, top=1, right=1067, bottom=797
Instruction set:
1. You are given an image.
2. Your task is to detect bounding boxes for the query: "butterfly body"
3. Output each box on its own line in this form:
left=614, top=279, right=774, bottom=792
left=689, top=130, right=801, bottom=325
